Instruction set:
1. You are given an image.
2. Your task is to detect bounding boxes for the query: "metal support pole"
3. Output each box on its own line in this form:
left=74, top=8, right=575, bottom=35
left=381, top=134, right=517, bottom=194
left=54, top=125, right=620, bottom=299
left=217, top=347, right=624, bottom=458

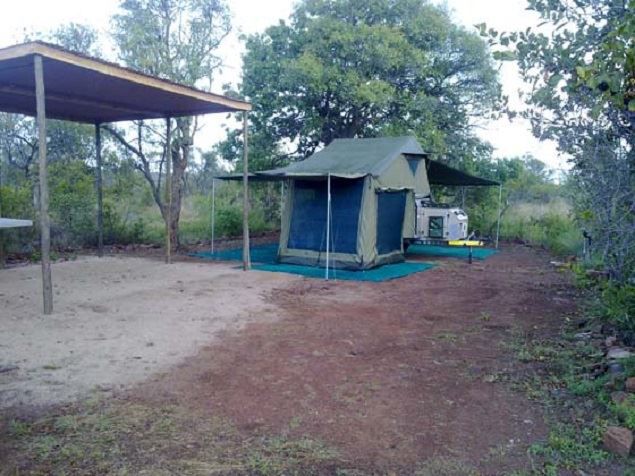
left=95, top=123, right=103, bottom=257
left=165, top=117, right=172, bottom=264
left=495, top=184, right=502, bottom=249
left=280, top=180, right=284, bottom=221
left=211, top=178, right=215, bottom=254
left=242, top=111, right=251, bottom=270
left=34, top=55, right=52, bottom=314
left=325, top=173, right=331, bottom=280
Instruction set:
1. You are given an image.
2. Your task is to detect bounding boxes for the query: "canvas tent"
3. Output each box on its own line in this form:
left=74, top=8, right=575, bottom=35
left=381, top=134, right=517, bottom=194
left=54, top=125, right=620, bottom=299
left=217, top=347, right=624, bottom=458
left=261, top=137, right=426, bottom=269
left=217, top=136, right=499, bottom=271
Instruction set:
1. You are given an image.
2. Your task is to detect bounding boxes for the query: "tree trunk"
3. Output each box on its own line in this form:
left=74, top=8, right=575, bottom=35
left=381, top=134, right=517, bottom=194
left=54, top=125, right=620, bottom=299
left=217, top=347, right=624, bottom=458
left=161, top=117, right=192, bottom=253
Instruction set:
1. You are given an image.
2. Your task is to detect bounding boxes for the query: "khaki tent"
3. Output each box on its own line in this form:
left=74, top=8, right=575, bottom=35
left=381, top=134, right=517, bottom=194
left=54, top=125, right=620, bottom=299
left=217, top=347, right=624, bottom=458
left=218, top=136, right=499, bottom=271
left=259, top=136, right=431, bottom=269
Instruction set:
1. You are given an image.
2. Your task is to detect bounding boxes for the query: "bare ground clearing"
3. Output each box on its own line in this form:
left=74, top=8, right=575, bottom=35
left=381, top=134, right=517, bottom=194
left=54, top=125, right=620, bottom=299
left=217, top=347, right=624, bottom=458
left=1, top=246, right=583, bottom=473
left=0, top=256, right=294, bottom=410
left=131, top=245, right=576, bottom=472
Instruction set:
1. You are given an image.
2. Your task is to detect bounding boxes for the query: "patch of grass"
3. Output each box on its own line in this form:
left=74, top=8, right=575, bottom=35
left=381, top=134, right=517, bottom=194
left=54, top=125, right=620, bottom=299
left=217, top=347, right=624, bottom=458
left=503, top=325, right=635, bottom=473
left=434, top=331, right=460, bottom=343
left=528, top=423, right=609, bottom=471
left=1, top=399, right=338, bottom=475
left=246, top=437, right=338, bottom=475
left=42, top=364, right=62, bottom=370
left=415, top=456, right=479, bottom=475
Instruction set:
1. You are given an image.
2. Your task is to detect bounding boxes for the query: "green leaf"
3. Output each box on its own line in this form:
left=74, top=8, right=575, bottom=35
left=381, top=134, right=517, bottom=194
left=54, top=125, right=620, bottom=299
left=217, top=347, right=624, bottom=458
left=575, top=66, right=588, bottom=80
left=492, top=50, right=517, bottom=61
left=629, top=99, right=635, bottom=112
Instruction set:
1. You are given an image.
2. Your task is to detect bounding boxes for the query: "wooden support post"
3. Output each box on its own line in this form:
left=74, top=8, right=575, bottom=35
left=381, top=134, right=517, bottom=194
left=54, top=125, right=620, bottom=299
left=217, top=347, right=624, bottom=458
left=95, top=123, right=103, bottom=257
left=325, top=173, right=331, bottom=280
left=34, top=55, right=52, bottom=315
left=165, top=117, right=172, bottom=264
left=211, top=178, right=215, bottom=254
left=242, top=111, right=251, bottom=270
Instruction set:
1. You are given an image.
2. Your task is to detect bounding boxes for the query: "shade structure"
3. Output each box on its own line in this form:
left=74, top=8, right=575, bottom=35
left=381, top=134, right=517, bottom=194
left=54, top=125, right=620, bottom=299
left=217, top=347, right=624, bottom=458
left=0, top=41, right=252, bottom=314
left=0, top=42, right=251, bottom=123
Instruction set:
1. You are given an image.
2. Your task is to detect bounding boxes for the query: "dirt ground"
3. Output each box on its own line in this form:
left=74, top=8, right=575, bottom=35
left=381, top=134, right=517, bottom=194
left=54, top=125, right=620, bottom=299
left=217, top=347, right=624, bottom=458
left=130, top=245, right=576, bottom=472
left=0, top=245, right=579, bottom=473
left=0, top=256, right=294, bottom=410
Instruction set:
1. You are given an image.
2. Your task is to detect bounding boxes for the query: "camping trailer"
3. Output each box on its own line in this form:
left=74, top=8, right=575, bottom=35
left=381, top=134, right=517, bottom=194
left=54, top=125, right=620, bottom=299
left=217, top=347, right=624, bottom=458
left=414, top=195, right=469, bottom=242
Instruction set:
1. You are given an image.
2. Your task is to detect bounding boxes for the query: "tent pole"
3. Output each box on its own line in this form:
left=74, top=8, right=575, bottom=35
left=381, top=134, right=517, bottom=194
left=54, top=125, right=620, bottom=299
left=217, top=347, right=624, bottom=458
left=165, top=117, right=172, bottom=264
left=280, top=180, right=284, bottom=228
left=325, top=173, right=331, bottom=280
left=495, top=184, right=502, bottom=249
left=211, top=178, right=215, bottom=254
left=95, top=123, right=103, bottom=257
left=242, top=111, right=251, bottom=270
left=34, top=54, right=52, bottom=314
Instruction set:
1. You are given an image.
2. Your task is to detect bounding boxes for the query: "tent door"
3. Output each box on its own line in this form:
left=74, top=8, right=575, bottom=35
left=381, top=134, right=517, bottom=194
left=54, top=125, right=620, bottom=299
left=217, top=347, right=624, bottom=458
left=376, top=190, right=407, bottom=254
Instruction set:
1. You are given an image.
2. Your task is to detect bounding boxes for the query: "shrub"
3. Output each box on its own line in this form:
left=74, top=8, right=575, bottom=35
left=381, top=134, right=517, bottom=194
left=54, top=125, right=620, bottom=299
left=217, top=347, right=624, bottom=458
left=600, top=284, right=635, bottom=334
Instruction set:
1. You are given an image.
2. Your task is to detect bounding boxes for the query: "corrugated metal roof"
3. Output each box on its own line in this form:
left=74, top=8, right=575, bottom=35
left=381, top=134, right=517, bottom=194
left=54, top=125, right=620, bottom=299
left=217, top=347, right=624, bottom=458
left=0, top=41, right=251, bottom=123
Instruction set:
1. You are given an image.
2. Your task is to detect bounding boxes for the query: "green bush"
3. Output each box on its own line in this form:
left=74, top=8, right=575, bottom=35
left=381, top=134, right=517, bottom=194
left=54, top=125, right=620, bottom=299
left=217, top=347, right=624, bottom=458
left=0, top=184, right=35, bottom=256
left=49, top=161, right=97, bottom=247
left=600, top=284, right=635, bottom=334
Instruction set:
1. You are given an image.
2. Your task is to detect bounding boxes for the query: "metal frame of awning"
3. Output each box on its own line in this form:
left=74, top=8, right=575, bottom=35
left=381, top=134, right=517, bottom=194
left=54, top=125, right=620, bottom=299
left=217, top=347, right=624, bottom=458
left=0, top=41, right=252, bottom=314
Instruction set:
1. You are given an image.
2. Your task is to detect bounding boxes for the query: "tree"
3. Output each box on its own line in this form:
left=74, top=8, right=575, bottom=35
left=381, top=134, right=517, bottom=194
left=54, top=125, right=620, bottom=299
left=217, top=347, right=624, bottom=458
left=223, top=0, right=501, bottom=170
left=488, top=0, right=634, bottom=281
left=107, top=0, right=231, bottom=250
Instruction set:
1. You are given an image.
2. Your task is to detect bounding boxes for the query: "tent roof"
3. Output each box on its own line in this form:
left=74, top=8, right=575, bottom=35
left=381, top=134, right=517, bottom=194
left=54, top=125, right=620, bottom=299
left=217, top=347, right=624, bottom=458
left=248, top=136, right=498, bottom=186
left=0, top=41, right=251, bottom=123
left=261, top=136, right=426, bottom=179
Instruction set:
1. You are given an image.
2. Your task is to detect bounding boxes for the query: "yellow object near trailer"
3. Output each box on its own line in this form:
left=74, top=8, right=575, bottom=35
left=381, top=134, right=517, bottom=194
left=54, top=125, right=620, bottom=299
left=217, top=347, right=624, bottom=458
left=448, top=240, right=484, bottom=247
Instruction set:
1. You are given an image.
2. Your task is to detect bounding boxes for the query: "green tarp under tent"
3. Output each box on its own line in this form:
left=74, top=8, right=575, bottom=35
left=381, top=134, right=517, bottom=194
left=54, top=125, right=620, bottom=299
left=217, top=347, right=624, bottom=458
left=218, top=136, right=499, bottom=272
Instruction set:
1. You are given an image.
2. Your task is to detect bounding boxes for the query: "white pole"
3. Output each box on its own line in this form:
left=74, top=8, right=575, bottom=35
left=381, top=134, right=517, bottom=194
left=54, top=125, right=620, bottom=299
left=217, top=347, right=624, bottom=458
left=325, top=174, right=331, bottom=280
left=280, top=180, right=284, bottom=229
left=211, top=178, right=215, bottom=254
left=495, top=184, right=502, bottom=249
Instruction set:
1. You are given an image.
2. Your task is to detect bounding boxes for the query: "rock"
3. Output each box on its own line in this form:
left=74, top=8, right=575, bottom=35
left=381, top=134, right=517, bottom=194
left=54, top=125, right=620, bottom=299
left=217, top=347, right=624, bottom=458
left=612, top=391, right=629, bottom=405
left=607, top=347, right=633, bottom=360
left=606, top=336, right=618, bottom=347
left=574, top=332, right=592, bottom=340
left=603, top=426, right=633, bottom=457
left=626, top=377, right=635, bottom=393
left=609, top=362, right=625, bottom=375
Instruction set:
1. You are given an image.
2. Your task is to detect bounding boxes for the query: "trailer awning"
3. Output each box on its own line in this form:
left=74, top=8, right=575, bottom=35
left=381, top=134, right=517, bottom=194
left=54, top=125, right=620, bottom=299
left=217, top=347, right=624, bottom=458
left=0, top=41, right=251, bottom=123
left=421, top=157, right=499, bottom=187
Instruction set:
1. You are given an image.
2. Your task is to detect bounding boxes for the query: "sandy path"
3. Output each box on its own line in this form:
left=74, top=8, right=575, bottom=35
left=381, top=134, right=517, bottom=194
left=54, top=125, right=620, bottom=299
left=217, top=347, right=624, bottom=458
left=0, top=256, right=294, bottom=410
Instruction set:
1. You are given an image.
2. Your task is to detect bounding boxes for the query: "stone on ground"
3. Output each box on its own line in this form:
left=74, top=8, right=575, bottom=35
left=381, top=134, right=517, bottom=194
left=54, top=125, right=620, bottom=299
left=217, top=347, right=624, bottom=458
left=603, top=426, right=633, bottom=457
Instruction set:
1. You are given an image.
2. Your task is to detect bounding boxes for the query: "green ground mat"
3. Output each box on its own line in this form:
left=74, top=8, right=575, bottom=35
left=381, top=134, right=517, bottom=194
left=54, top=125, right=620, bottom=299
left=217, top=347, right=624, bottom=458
left=191, top=244, right=279, bottom=263
left=406, top=244, right=497, bottom=260
left=252, top=261, right=435, bottom=282
left=192, top=244, right=435, bottom=281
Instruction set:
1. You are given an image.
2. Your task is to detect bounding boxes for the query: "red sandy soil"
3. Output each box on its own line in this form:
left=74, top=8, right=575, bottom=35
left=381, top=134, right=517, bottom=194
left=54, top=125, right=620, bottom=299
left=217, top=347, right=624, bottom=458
left=133, top=245, right=576, bottom=472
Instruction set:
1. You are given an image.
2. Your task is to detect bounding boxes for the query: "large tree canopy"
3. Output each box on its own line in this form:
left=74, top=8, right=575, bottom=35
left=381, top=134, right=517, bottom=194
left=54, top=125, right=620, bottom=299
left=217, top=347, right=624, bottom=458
left=225, top=0, right=501, bottom=169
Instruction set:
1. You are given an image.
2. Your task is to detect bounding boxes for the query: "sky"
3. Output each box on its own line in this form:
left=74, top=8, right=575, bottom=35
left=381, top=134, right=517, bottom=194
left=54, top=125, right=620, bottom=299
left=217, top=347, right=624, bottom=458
left=0, top=0, right=566, bottom=171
